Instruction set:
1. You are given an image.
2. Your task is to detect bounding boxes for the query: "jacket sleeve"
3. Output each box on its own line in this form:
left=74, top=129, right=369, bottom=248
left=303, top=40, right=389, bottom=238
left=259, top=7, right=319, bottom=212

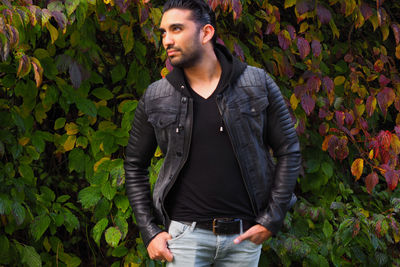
left=124, top=97, right=163, bottom=247
left=255, top=73, right=301, bottom=234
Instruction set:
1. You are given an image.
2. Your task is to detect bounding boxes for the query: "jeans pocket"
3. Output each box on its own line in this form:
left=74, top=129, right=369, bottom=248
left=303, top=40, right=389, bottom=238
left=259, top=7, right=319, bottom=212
left=167, top=221, right=192, bottom=244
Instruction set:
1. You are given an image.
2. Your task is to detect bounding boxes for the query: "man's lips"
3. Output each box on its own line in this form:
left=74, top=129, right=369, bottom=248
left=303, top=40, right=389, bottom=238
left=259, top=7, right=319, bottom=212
left=167, top=49, right=180, bottom=57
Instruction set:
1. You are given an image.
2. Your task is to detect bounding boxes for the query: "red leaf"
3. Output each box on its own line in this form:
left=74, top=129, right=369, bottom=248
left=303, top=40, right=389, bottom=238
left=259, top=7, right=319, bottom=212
left=296, top=0, right=314, bottom=15
left=306, top=76, right=321, bottom=93
left=311, top=40, right=321, bottom=57
left=265, top=23, right=276, bottom=35
left=232, top=0, right=242, bottom=20
left=301, top=94, right=315, bottom=115
left=384, top=169, right=399, bottom=191
left=391, top=23, right=400, bottom=45
left=379, top=75, right=391, bottom=87
left=297, top=37, right=310, bottom=59
left=377, top=87, right=395, bottom=117
left=316, top=4, right=332, bottom=24
left=335, top=111, right=345, bottom=127
left=378, top=130, right=392, bottom=149
left=319, top=123, right=329, bottom=136
left=376, top=220, right=382, bottom=237
left=322, top=76, right=334, bottom=93
left=366, top=96, right=377, bottom=117
left=287, top=25, right=296, bottom=40
left=360, top=2, right=373, bottom=20
left=336, top=137, right=349, bottom=160
left=353, top=221, right=360, bottom=237
left=278, top=30, right=291, bottom=50
left=374, top=59, right=384, bottom=72
left=234, top=43, right=244, bottom=61
left=208, top=0, right=220, bottom=10
left=365, top=172, right=379, bottom=194
left=345, top=112, right=354, bottom=126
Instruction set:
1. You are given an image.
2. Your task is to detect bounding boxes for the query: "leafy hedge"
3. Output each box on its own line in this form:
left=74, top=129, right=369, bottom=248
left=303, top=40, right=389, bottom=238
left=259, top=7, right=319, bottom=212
left=0, top=0, right=399, bottom=266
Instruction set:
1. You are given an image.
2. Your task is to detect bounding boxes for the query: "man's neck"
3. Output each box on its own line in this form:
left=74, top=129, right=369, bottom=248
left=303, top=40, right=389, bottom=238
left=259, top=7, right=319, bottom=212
left=183, top=48, right=222, bottom=99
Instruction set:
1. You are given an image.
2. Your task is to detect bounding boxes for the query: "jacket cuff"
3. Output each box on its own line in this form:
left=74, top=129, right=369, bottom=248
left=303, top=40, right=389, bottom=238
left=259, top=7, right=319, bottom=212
left=140, top=224, right=164, bottom=247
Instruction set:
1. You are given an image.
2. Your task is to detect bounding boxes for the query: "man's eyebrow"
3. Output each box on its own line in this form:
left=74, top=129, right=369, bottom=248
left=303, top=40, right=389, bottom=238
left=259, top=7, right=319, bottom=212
left=159, top=23, right=184, bottom=32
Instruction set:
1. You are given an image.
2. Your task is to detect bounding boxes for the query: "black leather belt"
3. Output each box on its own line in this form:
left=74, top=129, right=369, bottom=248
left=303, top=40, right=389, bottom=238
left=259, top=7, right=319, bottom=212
left=186, top=218, right=255, bottom=235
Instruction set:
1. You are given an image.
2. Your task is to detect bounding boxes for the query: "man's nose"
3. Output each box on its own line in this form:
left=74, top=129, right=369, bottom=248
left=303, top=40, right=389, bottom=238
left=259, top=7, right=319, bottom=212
left=163, top=32, right=174, bottom=48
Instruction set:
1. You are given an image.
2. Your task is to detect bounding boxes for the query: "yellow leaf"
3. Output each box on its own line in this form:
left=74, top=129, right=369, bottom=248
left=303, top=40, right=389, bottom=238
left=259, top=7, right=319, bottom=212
left=45, top=22, right=59, bottom=44
left=290, top=93, right=299, bottom=110
left=299, top=22, right=309, bottom=33
left=154, top=146, right=163, bottom=157
left=396, top=113, right=400, bottom=125
left=65, top=122, right=79, bottom=135
left=355, top=104, right=365, bottom=117
left=396, top=45, right=400, bottom=60
left=390, top=134, right=400, bottom=155
left=98, top=121, right=117, bottom=131
left=381, top=24, right=389, bottom=41
left=19, top=137, right=30, bottom=146
left=369, top=14, right=378, bottom=31
left=359, top=208, right=369, bottom=218
left=94, top=157, right=110, bottom=172
left=334, top=76, right=345, bottom=86
left=284, top=0, right=296, bottom=9
left=322, top=135, right=333, bottom=151
left=394, top=231, right=400, bottom=243
left=31, top=57, right=43, bottom=88
left=369, top=149, right=374, bottom=160
left=351, top=158, right=364, bottom=181
left=63, top=135, right=76, bottom=151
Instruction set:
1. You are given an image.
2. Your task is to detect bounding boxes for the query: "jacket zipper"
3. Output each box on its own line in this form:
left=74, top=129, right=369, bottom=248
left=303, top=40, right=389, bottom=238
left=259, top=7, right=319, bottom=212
left=215, top=94, right=257, bottom=216
left=161, top=97, right=194, bottom=225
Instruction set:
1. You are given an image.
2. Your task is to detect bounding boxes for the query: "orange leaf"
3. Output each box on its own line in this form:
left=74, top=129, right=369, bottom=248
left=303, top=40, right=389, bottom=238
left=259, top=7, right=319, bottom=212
left=365, top=172, right=378, bottom=194
left=351, top=158, right=364, bottom=180
left=322, top=135, right=333, bottom=151
left=391, top=134, right=400, bottom=155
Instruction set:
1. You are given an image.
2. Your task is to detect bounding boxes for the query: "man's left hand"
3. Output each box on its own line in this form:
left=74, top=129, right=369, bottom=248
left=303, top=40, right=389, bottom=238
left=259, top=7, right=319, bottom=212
left=233, top=224, right=272, bottom=245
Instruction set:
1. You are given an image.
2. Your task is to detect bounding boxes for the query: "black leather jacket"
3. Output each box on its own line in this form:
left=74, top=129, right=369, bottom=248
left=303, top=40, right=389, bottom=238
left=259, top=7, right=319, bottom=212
left=124, top=54, right=301, bottom=247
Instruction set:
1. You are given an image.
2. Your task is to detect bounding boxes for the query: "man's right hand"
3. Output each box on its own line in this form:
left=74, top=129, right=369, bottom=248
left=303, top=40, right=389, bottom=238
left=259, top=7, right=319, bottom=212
left=147, top=232, right=173, bottom=262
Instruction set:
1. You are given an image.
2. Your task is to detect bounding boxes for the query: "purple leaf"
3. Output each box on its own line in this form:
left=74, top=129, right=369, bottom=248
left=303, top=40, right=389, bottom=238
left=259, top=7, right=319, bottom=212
left=345, top=112, right=354, bottom=126
left=234, top=43, right=244, bottom=61
left=377, top=87, right=395, bottom=117
left=297, top=37, right=310, bottom=59
left=287, top=25, right=296, bottom=40
left=296, top=0, right=314, bottom=15
left=379, top=75, right=391, bottom=87
left=51, top=10, right=67, bottom=29
left=69, top=61, right=82, bottom=89
left=265, top=23, right=276, bottom=35
left=311, top=40, right=321, bottom=57
left=360, top=2, right=373, bottom=20
left=335, top=111, right=345, bottom=127
left=301, top=94, right=315, bottom=115
left=294, top=84, right=306, bottom=98
left=391, top=23, right=400, bottom=45
left=316, top=4, right=332, bottom=24
left=232, top=0, right=242, bottom=20
left=307, top=75, right=321, bottom=93
left=278, top=30, right=291, bottom=50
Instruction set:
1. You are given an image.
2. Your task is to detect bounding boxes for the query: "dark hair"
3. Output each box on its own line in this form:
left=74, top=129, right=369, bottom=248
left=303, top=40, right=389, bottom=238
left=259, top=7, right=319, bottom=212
left=163, top=0, right=217, bottom=46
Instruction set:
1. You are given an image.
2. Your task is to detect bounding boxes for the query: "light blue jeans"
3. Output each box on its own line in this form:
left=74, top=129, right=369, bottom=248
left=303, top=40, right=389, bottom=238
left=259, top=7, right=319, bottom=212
left=166, top=220, right=262, bottom=267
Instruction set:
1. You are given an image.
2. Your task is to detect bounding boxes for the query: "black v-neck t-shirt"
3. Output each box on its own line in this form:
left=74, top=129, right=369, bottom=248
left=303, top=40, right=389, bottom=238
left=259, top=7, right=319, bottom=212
left=165, top=55, right=254, bottom=222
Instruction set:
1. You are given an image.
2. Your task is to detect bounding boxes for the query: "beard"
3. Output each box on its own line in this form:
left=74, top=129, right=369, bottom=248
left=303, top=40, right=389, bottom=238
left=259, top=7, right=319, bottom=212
left=167, top=34, right=203, bottom=69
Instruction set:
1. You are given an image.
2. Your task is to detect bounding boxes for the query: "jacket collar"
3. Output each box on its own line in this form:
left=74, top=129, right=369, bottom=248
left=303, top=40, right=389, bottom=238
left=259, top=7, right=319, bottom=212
left=165, top=43, right=247, bottom=97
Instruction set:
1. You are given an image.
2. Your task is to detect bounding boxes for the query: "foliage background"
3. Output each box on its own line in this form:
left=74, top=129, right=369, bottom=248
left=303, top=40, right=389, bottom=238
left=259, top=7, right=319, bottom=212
left=0, top=0, right=399, bottom=266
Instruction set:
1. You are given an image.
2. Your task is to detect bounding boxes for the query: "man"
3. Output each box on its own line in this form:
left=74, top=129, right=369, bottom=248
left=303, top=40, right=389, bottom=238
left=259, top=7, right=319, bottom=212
left=124, top=0, right=301, bottom=266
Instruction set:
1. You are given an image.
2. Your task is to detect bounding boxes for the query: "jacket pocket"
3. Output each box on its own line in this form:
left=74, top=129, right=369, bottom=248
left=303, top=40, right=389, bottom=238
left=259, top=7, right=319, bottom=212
left=147, top=112, right=177, bottom=129
left=239, top=96, right=268, bottom=116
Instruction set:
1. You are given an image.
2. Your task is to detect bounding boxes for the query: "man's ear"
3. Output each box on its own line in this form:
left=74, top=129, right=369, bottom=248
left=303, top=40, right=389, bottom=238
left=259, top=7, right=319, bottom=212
left=201, top=24, right=215, bottom=45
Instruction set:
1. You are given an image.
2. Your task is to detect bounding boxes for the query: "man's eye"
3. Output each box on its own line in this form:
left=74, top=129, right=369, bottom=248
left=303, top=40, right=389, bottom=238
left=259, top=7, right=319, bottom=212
left=172, top=27, right=181, bottom=32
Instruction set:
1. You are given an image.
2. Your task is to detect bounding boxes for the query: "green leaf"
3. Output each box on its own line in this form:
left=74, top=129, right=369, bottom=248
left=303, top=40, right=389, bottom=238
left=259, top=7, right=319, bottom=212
left=120, top=25, right=134, bottom=55
left=105, top=226, right=122, bottom=248
left=101, top=181, right=116, bottom=201
left=12, top=202, right=26, bottom=225
left=121, top=100, right=138, bottom=113
left=65, top=0, right=80, bottom=16
left=30, top=215, right=51, bottom=241
left=321, top=162, right=333, bottom=178
left=94, top=198, right=111, bottom=221
left=114, top=195, right=130, bottom=213
left=0, top=235, right=10, bottom=264
left=68, top=148, right=85, bottom=173
left=111, top=64, right=126, bottom=84
left=92, top=218, right=108, bottom=246
left=78, top=186, right=102, bottom=209
left=0, top=194, right=12, bottom=215
left=323, top=220, right=333, bottom=238
left=306, top=159, right=320, bottom=173
left=63, top=209, right=80, bottom=233
left=19, top=164, right=35, bottom=185
left=56, top=195, right=71, bottom=203
left=75, top=98, right=97, bottom=117
left=54, top=117, right=66, bottom=130
left=21, top=245, right=42, bottom=267
left=39, top=186, right=56, bottom=202
left=92, top=87, right=114, bottom=100
left=112, top=245, right=128, bottom=257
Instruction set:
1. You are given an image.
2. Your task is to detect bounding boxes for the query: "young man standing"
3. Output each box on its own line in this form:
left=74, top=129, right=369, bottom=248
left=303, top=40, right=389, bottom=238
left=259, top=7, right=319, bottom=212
left=124, top=0, right=301, bottom=266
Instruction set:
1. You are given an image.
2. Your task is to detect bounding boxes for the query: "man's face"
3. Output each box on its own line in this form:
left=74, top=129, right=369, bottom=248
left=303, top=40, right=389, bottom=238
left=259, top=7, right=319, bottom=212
left=159, top=8, right=203, bottom=68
